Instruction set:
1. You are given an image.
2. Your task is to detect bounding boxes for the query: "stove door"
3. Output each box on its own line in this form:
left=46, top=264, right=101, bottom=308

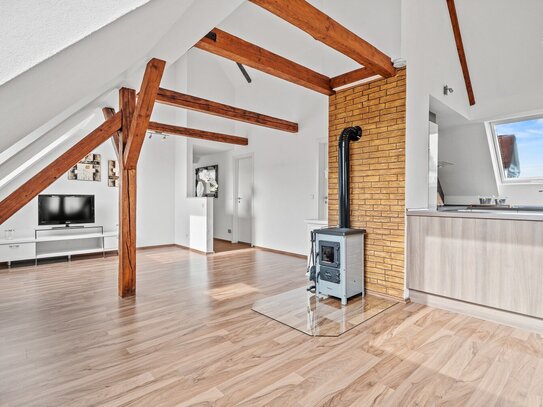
left=318, top=240, right=340, bottom=268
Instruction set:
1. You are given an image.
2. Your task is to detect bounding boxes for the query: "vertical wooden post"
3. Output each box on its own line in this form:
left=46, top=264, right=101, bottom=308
left=116, top=58, right=165, bottom=297
left=118, top=88, right=137, bottom=297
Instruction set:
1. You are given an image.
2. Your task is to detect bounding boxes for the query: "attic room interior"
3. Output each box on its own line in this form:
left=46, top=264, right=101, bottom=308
left=1, top=0, right=543, bottom=405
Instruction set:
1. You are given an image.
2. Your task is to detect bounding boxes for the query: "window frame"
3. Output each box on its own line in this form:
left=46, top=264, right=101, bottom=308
left=489, top=114, right=543, bottom=185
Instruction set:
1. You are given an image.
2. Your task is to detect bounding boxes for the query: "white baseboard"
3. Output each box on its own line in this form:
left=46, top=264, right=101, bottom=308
left=410, top=290, right=543, bottom=334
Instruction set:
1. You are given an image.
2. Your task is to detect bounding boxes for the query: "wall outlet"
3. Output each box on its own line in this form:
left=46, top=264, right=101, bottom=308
left=228, top=229, right=232, bottom=234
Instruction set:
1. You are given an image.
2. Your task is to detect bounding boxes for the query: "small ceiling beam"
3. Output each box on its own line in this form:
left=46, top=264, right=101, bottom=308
left=446, top=0, right=475, bottom=105
left=195, top=28, right=333, bottom=95
left=101, top=107, right=121, bottom=159
left=330, top=67, right=379, bottom=90
left=155, top=87, right=299, bottom=133
left=0, top=112, right=122, bottom=225
left=123, top=58, right=166, bottom=169
left=148, top=122, right=248, bottom=145
left=250, top=0, right=396, bottom=78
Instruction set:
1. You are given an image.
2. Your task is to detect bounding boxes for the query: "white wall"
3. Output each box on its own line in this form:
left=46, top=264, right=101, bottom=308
left=499, top=184, right=543, bottom=207
left=438, top=123, right=498, bottom=204
left=0, top=0, right=151, bottom=85
left=403, top=0, right=471, bottom=209
left=456, top=0, right=543, bottom=121
left=0, top=0, right=244, bottom=173
left=180, top=47, right=327, bottom=255
left=1, top=142, right=118, bottom=240
left=404, top=0, right=543, bottom=209
left=190, top=129, right=325, bottom=256
left=1, top=136, right=176, bottom=247
left=136, top=136, right=175, bottom=246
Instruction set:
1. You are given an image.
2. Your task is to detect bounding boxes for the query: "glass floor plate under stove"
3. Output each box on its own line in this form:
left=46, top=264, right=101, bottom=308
left=252, top=287, right=397, bottom=337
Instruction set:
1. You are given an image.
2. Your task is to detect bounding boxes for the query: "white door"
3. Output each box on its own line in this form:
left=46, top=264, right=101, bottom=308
left=235, top=156, right=253, bottom=244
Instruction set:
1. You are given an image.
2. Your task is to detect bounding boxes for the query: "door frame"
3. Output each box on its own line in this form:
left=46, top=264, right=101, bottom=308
left=232, top=153, right=254, bottom=245
left=316, top=137, right=328, bottom=221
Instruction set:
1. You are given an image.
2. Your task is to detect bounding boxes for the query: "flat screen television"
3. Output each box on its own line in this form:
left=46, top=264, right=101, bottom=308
left=38, top=194, right=95, bottom=226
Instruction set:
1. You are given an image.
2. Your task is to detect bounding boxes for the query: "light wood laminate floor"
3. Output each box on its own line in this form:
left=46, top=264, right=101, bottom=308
left=1, top=246, right=543, bottom=406
left=213, top=239, right=252, bottom=253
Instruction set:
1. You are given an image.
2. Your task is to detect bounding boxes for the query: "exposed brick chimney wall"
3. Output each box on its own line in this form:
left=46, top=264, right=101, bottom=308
left=328, top=69, right=406, bottom=299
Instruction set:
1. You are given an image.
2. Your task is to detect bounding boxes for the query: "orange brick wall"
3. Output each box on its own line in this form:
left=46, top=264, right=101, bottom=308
left=328, top=69, right=406, bottom=299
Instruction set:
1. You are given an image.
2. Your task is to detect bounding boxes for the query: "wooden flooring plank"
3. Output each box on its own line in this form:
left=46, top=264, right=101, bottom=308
left=1, top=247, right=543, bottom=406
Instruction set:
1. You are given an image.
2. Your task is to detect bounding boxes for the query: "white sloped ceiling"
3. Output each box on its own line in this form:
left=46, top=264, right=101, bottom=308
left=0, top=0, right=244, bottom=195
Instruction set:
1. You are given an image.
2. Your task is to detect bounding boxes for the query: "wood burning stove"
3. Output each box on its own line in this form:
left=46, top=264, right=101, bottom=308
left=314, top=126, right=365, bottom=304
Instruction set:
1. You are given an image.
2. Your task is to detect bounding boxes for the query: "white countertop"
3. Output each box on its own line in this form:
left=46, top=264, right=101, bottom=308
left=407, top=209, right=543, bottom=222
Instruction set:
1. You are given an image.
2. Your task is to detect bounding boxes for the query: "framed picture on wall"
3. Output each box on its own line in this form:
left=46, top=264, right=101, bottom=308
left=195, top=165, right=219, bottom=198
left=108, top=160, right=119, bottom=187
left=68, top=153, right=101, bottom=181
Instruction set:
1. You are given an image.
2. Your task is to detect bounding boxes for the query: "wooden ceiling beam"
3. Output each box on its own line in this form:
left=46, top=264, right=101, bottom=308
left=123, top=58, right=166, bottom=169
left=446, top=0, right=475, bottom=105
left=119, top=88, right=136, bottom=151
left=330, top=67, right=379, bottom=90
left=194, top=28, right=333, bottom=95
left=155, top=87, right=298, bottom=133
left=148, top=122, right=248, bottom=146
left=250, top=0, right=396, bottom=78
left=101, top=107, right=121, bottom=159
left=0, top=112, right=122, bottom=225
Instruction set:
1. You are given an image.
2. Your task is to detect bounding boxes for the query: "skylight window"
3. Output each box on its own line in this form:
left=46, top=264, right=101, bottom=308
left=491, top=115, right=543, bottom=183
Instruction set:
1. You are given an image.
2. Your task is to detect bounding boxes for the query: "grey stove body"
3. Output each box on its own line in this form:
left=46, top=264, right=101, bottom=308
left=315, top=227, right=365, bottom=305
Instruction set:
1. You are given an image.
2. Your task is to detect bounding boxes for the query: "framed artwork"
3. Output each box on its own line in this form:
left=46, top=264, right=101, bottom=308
left=108, top=160, right=119, bottom=187
left=68, top=153, right=101, bottom=181
left=195, top=165, right=219, bottom=198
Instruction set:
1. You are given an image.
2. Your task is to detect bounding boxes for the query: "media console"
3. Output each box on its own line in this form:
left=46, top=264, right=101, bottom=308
left=0, top=226, right=118, bottom=267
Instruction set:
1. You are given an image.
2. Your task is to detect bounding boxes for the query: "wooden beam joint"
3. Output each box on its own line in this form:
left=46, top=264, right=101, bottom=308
left=102, top=107, right=121, bottom=159
left=123, top=58, right=166, bottom=169
left=250, top=0, right=395, bottom=78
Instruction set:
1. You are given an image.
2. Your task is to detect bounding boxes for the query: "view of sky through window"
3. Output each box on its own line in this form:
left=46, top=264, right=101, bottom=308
left=494, top=117, right=543, bottom=180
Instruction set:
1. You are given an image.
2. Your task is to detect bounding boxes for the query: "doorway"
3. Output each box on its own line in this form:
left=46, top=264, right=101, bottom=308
left=233, top=154, right=254, bottom=245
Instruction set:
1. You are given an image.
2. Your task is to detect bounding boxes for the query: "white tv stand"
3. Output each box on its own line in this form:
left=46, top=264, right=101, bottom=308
left=0, top=225, right=118, bottom=267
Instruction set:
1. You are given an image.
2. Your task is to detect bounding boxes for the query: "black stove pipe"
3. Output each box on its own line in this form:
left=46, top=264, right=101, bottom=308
left=338, top=126, right=362, bottom=228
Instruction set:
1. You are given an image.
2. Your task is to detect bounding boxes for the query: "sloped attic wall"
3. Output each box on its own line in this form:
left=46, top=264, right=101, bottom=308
left=438, top=123, right=499, bottom=204
left=0, top=0, right=245, bottom=244
left=0, top=0, right=244, bottom=169
left=403, top=0, right=543, bottom=209
left=0, top=0, right=151, bottom=86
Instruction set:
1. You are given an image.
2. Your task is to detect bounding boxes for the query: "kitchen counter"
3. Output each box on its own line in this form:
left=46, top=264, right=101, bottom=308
left=407, top=209, right=543, bottom=321
left=407, top=208, right=543, bottom=222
